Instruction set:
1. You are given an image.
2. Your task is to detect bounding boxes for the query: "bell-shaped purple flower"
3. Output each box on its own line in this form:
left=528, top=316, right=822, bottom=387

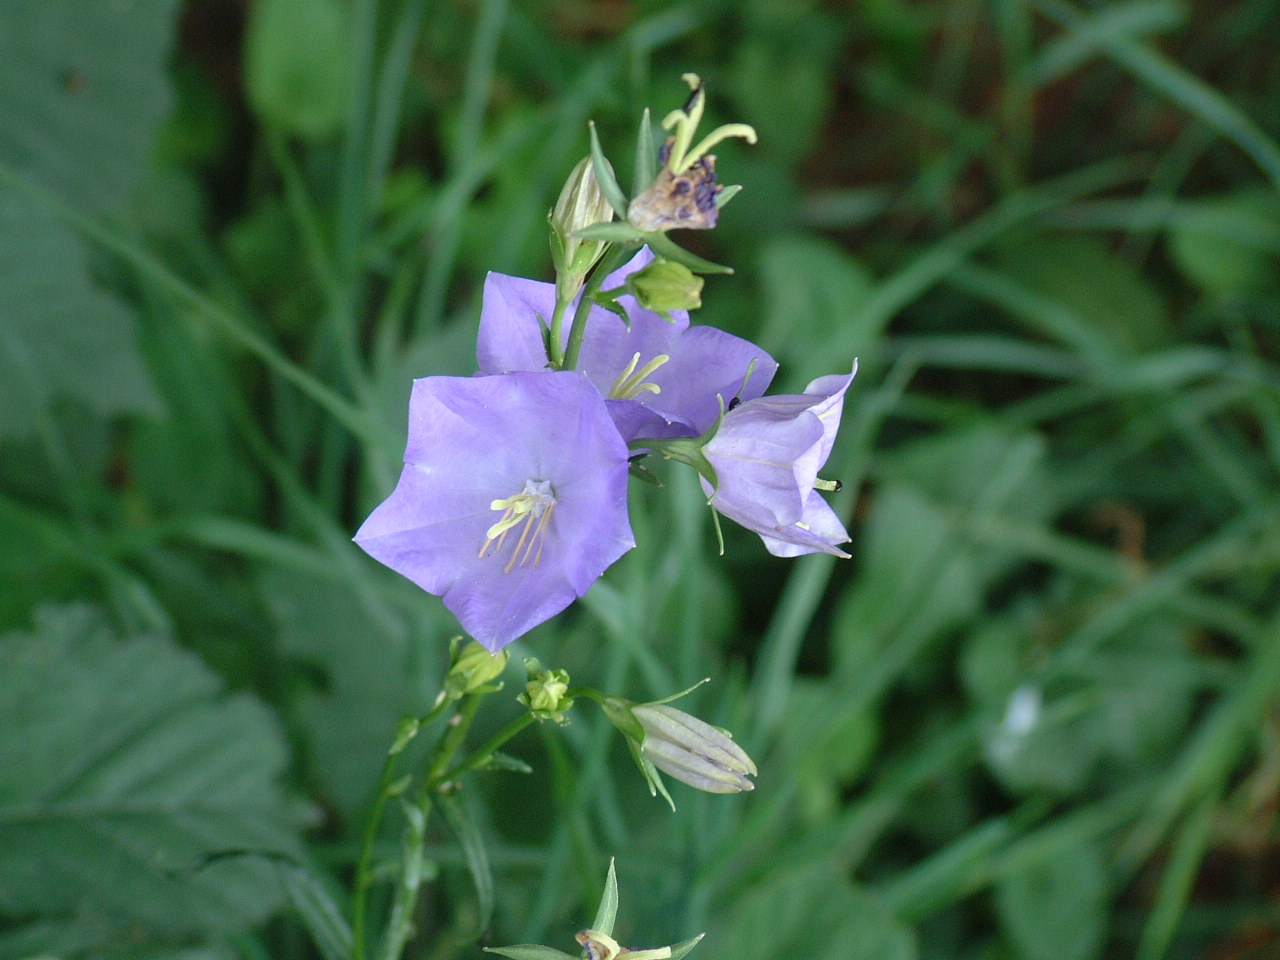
left=354, top=371, right=635, bottom=651
left=702, top=370, right=855, bottom=558
left=477, top=250, right=777, bottom=441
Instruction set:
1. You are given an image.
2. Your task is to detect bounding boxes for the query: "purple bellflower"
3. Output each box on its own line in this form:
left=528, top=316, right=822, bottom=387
left=354, top=371, right=635, bottom=652
left=477, top=250, right=777, bottom=442
left=702, top=369, right=856, bottom=558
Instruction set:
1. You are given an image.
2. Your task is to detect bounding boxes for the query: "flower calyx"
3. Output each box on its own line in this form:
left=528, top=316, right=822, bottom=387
left=519, top=657, right=575, bottom=724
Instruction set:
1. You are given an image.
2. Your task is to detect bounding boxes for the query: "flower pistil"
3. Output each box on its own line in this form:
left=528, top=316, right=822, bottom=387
left=608, top=352, right=670, bottom=400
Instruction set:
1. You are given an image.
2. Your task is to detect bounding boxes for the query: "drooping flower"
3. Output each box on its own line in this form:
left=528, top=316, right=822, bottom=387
left=354, top=371, right=634, bottom=651
left=477, top=249, right=777, bottom=441
left=702, top=369, right=856, bottom=558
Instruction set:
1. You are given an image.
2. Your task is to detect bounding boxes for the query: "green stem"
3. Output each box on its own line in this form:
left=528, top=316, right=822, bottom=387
left=563, top=245, right=626, bottom=371
left=351, top=699, right=453, bottom=960
left=378, top=694, right=487, bottom=960
left=440, top=713, right=536, bottom=781
left=547, top=294, right=573, bottom=368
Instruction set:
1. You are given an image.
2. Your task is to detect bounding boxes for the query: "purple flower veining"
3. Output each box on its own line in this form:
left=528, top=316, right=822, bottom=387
left=702, top=370, right=856, bottom=558
left=354, top=371, right=635, bottom=651
left=477, top=251, right=777, bottom=442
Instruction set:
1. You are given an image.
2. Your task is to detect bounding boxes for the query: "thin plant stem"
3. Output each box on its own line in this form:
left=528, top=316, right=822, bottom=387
left=352, top=698, right=453, bottom=960
left=378, top=693, right=486, bottom=960
left=563, top=245, right=626, bottom=371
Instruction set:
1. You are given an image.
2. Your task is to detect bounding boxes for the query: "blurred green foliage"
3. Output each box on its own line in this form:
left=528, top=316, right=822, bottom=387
left=2, top=0, right=1280, bottom=959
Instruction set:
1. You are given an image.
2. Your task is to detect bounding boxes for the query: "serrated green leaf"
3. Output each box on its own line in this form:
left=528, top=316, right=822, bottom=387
left=0, top=0, right=180, bottom=214
left=0, top=188, right=162, bottom=439
left=0, top=605, right=304, bottom=939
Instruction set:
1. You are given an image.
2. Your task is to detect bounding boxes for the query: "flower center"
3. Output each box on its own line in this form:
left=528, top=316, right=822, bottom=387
left=608, top=352, right=670, bottom=400
left=479, top=479, right=558, bottom=573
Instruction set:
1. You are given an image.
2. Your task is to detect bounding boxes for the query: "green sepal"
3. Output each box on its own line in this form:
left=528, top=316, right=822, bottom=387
left=628, top=456, right=663, bottom=487
left=476, top=751, right=534, bottom=775
left=715, top=184, right=742, bottom=208
left=590, top=858, right=620, bottom=936
left=645, top=230, right=733, bottom=275
left=589, top=121, right=630, bottom=220
left=484, top=946, right=579, bottom=960
left=626, top=737, right=676, bottom=811
left=388, top=716, right=421, bottom=756
left=601, top=696, right=646, bottom=744
left=668, top=934, right=707, bottom=960
left=644, top=677, right=711, bottom=707
left=634, top=107, right=657, bottom=197
left=575, top=221, right=647, bottom=243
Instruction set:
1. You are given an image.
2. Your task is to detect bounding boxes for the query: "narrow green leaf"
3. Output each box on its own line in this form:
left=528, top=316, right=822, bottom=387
left=438, top=792, right=495, bottom=933
left=484, top=947, right=578, bottom=960
left=275, top=862, right=354, bottom=960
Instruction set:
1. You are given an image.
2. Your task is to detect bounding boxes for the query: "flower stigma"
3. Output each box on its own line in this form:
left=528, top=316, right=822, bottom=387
left=479, top=479, right=558, bottom=573
left=608, top=352, right=670, bottom=400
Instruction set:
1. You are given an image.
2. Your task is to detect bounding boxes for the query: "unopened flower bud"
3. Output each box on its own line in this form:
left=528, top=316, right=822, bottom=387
left=519, top=657, right=575, bottom=723
left=442, top=638, right=509, bottom=701
left=632, top=703, right=756, bottom=793
left=603, top=693, right=756, bottom=801
left=626, top=259, right=703, bottom=316
left=551, top=156, right=615, bottom=297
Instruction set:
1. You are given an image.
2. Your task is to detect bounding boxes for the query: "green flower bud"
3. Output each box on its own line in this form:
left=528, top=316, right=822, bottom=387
left=625, top=259, right=703, bottom=316
left=443, top=638, right=509, bottom=701
left=519, top=657, right=575, bottom=723
left=550, top=156, right=615, bottom=299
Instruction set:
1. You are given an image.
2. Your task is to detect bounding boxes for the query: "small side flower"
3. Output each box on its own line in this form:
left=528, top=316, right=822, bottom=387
left=701, top=368, right=857, bottom=558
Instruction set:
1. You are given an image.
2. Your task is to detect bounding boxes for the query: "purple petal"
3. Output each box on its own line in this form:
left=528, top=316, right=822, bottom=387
left=355, top=372, right=634, bottom=650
